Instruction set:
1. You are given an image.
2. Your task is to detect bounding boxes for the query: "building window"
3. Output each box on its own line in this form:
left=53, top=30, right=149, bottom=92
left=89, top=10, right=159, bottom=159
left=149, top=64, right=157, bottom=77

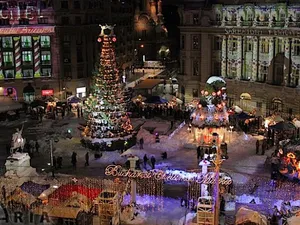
left=77, top=47, right=83, bottom=62
left=213, top=61, right=221, bottom=76
left=41, top=68, right=51, bottom=77
left=61, top=17, right=69, bottom=25
left=23, top=69, right=33, bottom=78
left=0, top=19, right=9, bottom=25
left=76, top=35, right=82, bottom=45
left=22, top=51, right=33, bottom=64
left=192, top=89, right=198, bottom=98
left=214, top=36, right=222, bottom=51
left=2, top=37, right=12, bottom=48
left=228, top=64, right=236, bottom=78
left=63, top=35, right=70, bottom=43
left=38, top=17, right=48, bottom=24
left=19, top=18, right=29, bottom=25
left=293, top=39, right=300, bottom=56
left=246, top=41, right=252, bottom=52
left=61, top=0, right=68, bottom=9
left=63, top=52, right=71, bottom=63
left=296, top=13, right=300, bottom=22
left=4, top=70, right=14, bottom=79
left=193, top=60, right=199, bottom=76
left=192, top=35, right=199, bottom=49
left=64, top=66, right=72, bottom=79
left=229, top=37, right=237, bottom=52
left=280, top=13, right=285, bottom=22
left=181, top=35, right=185, bottom=49
left=74, top=1, right=80, bottom=9
left=248, top=13, right=253, bottom=21
left=193, top=14, right=199, bottom=24
left=291, top=67, right=300, bottom=86
left=181, top=59, right=185, bottom=74
left=21, top=36, right=32, bottom=48
left=216, top=13, right=221, bottom=21
left=142, top=30, right=146, bottom=39
left=277, top=39, right=283, bottom=53
left=260, top=38, right=269, bottom=54
left=3, top=52, right=13, bottom=66
left=232, top=14, right=237, bottom=21
left=41, top=51, right=51, bottom=64
left=259, top=65, right=268, bottom=82
left=75, top=16, right=81, bottom=25
left=41, top=36, right=50, bottom=48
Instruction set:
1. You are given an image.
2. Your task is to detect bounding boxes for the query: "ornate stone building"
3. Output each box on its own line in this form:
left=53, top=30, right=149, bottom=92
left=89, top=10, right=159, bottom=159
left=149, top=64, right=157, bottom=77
left=134, top=0, right=169, bottom=62
left=179, top=0, right=300, bottom=117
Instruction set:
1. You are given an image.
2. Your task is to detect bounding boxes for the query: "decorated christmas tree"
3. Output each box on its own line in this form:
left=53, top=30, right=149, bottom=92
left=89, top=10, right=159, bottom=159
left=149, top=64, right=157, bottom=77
left=83, top=25, right=133, bottom=141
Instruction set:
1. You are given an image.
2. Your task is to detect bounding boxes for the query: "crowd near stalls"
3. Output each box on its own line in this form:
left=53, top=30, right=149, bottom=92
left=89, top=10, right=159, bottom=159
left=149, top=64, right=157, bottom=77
left=0, top=178, right=125, bottom=225
left=0, top=96, right=22, bottom=121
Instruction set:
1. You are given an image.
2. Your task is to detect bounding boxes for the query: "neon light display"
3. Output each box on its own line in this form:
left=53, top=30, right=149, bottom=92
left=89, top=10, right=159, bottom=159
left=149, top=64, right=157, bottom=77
left=105, top=165, right=232, bottom=185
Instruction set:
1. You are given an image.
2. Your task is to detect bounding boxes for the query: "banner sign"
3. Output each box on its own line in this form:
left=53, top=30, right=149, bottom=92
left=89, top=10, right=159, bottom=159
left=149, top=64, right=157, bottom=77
left=225, top=28, right=300, bottom=37
left=42, top=89, right=53, bottom=96
left=0, top=26, right=55, bottom=35
left=105, top=165, right=232, bottom=185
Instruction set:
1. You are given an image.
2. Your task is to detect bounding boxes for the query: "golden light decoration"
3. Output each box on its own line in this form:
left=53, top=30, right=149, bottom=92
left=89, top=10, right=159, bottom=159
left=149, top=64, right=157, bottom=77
left=287, top=152, right=296, bottom=159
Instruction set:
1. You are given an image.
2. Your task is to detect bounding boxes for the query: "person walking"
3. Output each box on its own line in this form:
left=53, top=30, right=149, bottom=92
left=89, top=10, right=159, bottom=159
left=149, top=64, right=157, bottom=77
left=1, top=186, right=6, bottom=201
left=143, top=154, right=148, bottom=169
left=35, top=141, right=39, bottom=154
left=256, top=140, right=260, bottom=155
left=85, top=152, right=89, bottom=167
left=71, top=152, right=77, bottom=169
left=262, top=141, right=266, bottom=155
left=139, top=138, right=144, bottom=149
left=150, top=156, right=156, bottom=169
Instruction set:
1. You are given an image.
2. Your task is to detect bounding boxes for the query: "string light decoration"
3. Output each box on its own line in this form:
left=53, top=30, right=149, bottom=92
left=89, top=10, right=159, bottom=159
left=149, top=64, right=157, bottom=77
left=83, top=25, right=133, bottom=141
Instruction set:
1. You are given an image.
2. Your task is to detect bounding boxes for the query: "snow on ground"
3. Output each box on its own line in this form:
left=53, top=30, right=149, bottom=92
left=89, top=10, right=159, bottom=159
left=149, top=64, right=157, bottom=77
left=122, top=195, right=189, bottom=225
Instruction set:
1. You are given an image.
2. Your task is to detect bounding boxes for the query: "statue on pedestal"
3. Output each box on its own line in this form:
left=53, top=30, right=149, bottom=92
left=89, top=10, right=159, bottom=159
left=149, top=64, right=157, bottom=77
left=10, top=125, right=26, bottom=155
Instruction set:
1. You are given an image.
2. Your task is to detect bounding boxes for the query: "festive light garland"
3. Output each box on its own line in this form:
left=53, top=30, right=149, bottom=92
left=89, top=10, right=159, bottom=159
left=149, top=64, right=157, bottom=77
left=83, top=27, right=133, bottom=139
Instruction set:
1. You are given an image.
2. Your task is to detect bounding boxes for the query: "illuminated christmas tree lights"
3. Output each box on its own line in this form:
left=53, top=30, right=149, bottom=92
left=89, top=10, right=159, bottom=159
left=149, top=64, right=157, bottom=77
left=83, top=25, right=133, bottom=140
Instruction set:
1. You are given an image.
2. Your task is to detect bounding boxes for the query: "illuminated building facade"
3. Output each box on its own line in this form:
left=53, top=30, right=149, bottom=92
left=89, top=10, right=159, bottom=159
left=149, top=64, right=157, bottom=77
left=0, top=0, right=57, bottom=102
left=0, top=0, right=135, bottom=101
left=179, top=0, right=300, bottom=117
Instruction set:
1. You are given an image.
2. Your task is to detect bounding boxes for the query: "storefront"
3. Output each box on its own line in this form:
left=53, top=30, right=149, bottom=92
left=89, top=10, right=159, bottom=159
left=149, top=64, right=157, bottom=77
left=23, top=83, right=35, bottom=103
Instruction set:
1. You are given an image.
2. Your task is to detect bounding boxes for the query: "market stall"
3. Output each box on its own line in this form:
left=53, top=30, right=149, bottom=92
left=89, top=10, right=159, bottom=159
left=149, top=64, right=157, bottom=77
left=235, top=207, right=268, bottom=225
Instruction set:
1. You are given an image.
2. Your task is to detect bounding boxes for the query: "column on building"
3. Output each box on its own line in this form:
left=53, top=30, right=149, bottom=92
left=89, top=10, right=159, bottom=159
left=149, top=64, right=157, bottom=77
left=0, top=37, right=2, bottom=79
left=236, top=36, right=243, bottom=80
left=284, top=38, right=291, bottom=86
left=13, top=37, right=22, bottom=78
left=33, top=36, right=41, bottom=77
left=251, top=36, right=258, bottom=81
left=267, top=37, right=275, bottom=83
left=221, top=35, right=227, bottom=77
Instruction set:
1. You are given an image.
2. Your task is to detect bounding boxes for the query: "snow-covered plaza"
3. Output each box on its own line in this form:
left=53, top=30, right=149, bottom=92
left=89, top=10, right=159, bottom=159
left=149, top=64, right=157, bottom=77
left=4, top=113, right=298, bottom=225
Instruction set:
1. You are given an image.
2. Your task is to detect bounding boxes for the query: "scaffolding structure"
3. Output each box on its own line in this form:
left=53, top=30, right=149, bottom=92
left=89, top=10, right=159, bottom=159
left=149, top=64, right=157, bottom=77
left=94, top=190, right=122, bottom=225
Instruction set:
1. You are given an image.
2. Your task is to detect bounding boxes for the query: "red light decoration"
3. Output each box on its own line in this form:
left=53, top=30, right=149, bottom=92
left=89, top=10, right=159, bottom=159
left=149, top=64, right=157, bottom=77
left=97, top=37, right=102, bottom=43
left=112, top=37, right=117, bottom=42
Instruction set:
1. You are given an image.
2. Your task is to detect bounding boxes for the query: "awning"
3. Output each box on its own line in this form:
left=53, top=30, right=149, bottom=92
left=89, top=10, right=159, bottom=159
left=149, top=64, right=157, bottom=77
left=134, top=79, right=163, bottom=89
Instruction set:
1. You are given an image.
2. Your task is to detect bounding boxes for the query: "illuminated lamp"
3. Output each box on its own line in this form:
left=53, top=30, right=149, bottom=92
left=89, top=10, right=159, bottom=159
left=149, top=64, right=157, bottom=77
left=112, top=37, right=117, bottom=42
left=97, top=37, right=102, bottom=42
left=287, top=152, right=296, bottom=159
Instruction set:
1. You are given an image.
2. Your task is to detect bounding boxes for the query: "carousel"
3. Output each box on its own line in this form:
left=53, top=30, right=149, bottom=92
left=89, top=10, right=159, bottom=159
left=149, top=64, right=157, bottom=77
left=278, top=143, right=300, bottom=180
left=190, top=77, right=229, bottom=160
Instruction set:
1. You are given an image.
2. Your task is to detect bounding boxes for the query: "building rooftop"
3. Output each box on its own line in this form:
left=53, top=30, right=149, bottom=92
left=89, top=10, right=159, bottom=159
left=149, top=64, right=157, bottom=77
left=134, top=79, right=163, bottom=89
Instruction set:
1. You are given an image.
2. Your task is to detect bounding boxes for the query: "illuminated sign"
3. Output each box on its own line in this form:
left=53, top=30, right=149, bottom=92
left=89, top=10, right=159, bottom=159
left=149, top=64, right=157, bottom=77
left=225, top=28, right=300, bottom=37
left=105, top=165, right=232, bottom=185
left=0, top=26, right=55, bottom=35
left=42, top=89, right=53, bottom=96
left=0, top=6, right=40, bottom=20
